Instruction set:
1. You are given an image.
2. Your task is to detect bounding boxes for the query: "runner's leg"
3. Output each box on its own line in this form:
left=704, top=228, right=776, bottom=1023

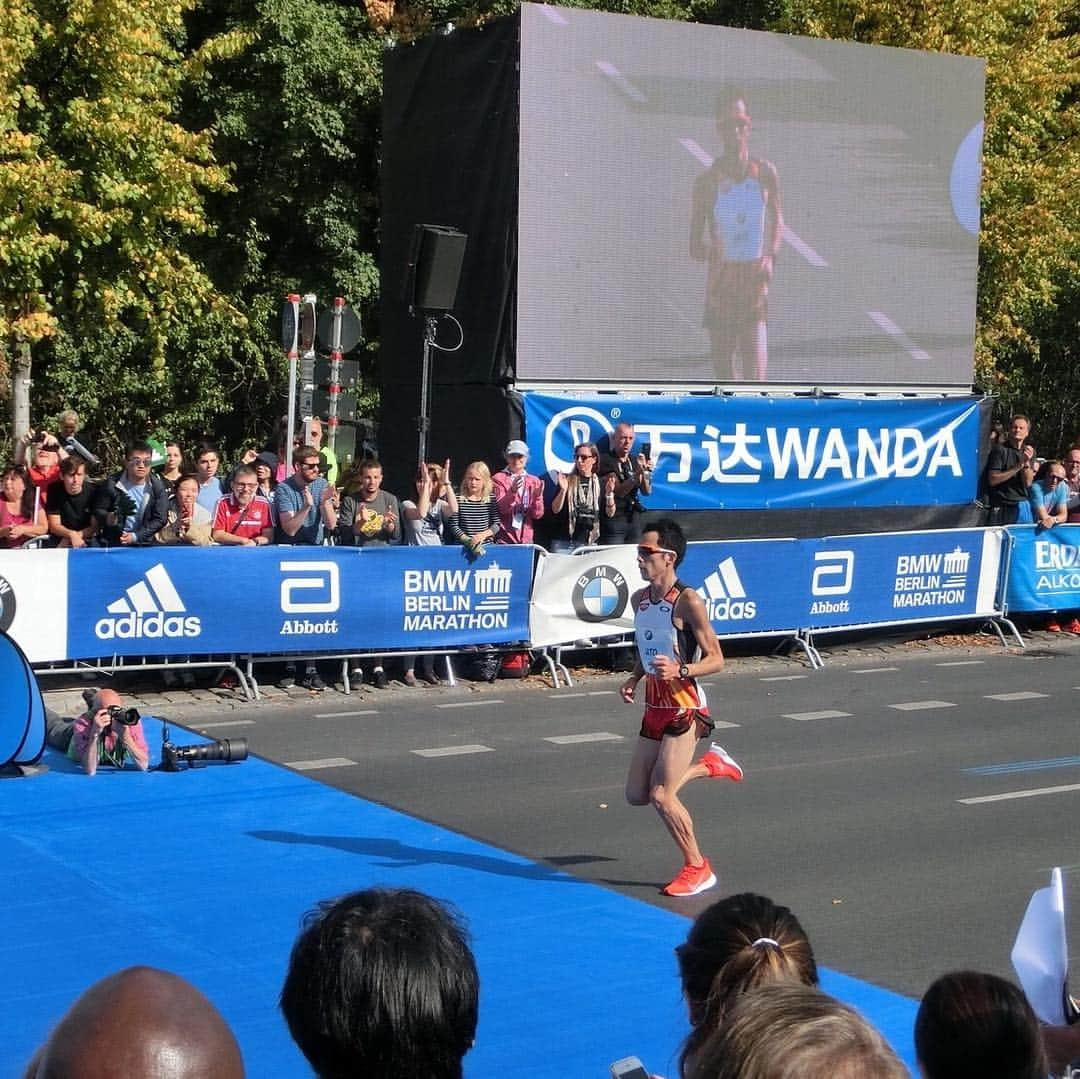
left=649, top=727, right=705, bottom=865
left=626, top=736, right=661, bottom=806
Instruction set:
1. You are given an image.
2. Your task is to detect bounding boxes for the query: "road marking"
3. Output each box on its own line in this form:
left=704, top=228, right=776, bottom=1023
left=960, top=782, right=1080, bottom=805
left=781, top=225, right=829, bottom=267
left=412, top=745, right=494, bottom=758
left=782, top=710, right=852, bottom=721
left=314, top=710, right=379, bottom=718
left=964, top=756, right=1080, bottom=776
left=595, top=61, right=647, bottom=103
left=889, top=700, right=956, bottom=711
left=435, top=700, right=504, bottom=710
left=545, top=732, right=623, bottom=745
left=867, top=310, right=931, bottom=361
left=587, top=690, right=615, bottom=696
left=937, top=660, right=985, bottom=667
left=552, top=693, right=588, bottom=699
left=287, top=757, right=356, bottom=771
left=853, top=667, right=899, bottom=674
left=676, top=139, right=827, bottom=268
left=679, top=137, right=713, bottom=166
left=198, top=720, right=255, bottom=729
left=761, top=675, right=808, bottom=682
left=984, top=691, right=1049, bottom=702
left=712, top=720, right=741, bottom=729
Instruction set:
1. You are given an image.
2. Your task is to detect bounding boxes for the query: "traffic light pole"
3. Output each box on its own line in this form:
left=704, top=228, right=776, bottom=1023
left=326, top=297, right=345, bottom=454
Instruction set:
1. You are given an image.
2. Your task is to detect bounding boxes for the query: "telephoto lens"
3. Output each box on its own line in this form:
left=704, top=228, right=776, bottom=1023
left=161, top=738, right=249, bottom=769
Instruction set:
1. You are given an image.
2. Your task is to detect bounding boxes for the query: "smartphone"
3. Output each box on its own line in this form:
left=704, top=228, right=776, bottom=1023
left=641, top=442, right=652, bottom=461
left=610, top=1056, right=650, bottom=1079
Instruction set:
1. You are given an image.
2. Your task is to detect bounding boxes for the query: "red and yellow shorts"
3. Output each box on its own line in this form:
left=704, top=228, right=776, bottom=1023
left=639, top=674, right=714, bottom=742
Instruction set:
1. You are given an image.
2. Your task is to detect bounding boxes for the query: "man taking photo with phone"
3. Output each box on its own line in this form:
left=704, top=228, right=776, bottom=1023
left=599, top=422, right=653, bottom=545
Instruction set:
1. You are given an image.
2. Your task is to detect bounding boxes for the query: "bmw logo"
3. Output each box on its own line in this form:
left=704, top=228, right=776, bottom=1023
left=0, top=574, right=16, bottom=634
left=571, top=566, right=629, bottom=623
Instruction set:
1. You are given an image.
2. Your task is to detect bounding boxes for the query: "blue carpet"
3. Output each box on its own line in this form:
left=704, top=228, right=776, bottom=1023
left=0, top=719, right=916, bottom=1077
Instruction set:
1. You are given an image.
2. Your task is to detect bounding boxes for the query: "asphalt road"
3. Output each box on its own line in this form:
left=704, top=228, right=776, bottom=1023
left=163, top=636, right=1080, bottom=1001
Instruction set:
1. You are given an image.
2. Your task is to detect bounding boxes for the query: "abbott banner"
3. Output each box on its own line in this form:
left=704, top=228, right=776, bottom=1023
left=531, top=529, right=1005, bottom=645
left=64, top=546, right=535, bottom=658
left=524, top=394, right=981, bottom=510
left=1005, top=525, right=1080, bottom=612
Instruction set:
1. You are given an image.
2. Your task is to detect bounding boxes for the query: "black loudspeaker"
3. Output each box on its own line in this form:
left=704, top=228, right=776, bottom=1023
left=406, top=224, right=467, bottom=313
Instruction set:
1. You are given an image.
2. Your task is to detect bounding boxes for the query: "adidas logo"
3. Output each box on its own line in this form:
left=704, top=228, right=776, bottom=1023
left=697, top=557, right=757, bottom=621
left=95, top=563, right=202, bottom=641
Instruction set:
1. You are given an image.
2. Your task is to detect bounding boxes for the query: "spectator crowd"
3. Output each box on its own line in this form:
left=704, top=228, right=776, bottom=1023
left=3, top=413, right=659, bottom=689
left=9, top=407, right=1080, bottom=690
left=22, top=884, right=1080, bottom=1077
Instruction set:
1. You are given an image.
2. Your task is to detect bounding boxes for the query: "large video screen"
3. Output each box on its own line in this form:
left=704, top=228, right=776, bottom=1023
left=518, top=4, right=984, bottom=389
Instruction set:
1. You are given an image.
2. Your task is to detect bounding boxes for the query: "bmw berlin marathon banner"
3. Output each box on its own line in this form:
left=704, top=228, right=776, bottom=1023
left=49, top=546, right=533, bottom=659
left=529, top=529, right=1006, bottom=646
left=524, top=395, right=982, bottom=510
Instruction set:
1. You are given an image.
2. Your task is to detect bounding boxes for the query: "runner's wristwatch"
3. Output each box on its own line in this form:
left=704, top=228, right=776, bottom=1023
left=678, top=664, right=690, bottom=679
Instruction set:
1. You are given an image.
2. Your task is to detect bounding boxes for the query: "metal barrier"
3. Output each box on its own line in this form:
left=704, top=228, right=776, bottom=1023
left=17, top=529, right=1020, bottom=695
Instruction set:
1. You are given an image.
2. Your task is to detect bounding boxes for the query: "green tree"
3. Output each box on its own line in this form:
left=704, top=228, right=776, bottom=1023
left=0, top=0, right=244, bottom=456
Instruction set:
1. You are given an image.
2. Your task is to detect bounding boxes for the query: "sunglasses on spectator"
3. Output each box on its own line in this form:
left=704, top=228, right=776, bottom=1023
left=299, top=461, right=320, bottom=471
left=1048, top=473, right=1066, bottom=482
left=128, top=457, right=151, bottom=466
left=575, top=453, right=596, bottom=460
left=637, top=544, right=676, bottom=558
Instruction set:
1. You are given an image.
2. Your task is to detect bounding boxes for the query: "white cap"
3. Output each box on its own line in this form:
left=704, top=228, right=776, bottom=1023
left=504, top=439, right=529, bottom=457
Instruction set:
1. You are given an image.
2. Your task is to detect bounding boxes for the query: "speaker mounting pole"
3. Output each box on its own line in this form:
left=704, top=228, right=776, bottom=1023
left=417, top=315, right=439, bottom=464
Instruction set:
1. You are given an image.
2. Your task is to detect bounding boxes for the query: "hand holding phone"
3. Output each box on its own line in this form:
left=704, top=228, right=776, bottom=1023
left=610, top=1056, right=651, bottom=1079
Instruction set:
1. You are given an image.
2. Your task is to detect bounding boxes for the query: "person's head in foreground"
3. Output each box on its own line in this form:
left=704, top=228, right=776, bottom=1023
left=280, top=886, right=479, bottom=1079
left=677, top=893, right=818, bottom=1076
left=24, top=965, right=244, bottom=1078
left=687, top=982, right=907, bottom=1079
left=915, top=970, right=1045, bottom=1079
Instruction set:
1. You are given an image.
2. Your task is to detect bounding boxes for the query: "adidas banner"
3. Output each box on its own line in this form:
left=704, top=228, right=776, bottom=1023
left=523, top=394, right=981, bottom=510
left=529, top=529, right=1006, bottom=644
left=1004, top=525, right=1080, bottom=613
left=62, top=546, right=535, bottom=658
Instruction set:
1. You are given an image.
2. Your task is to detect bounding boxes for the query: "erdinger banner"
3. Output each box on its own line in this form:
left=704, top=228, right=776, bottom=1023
left=64, top=546, right=534, bottom=658
left=523, top=394, right=981, bottom=510
left=530, top=529, right=1005, bottom=644
left=1005, top=525, right=1080, bottom=612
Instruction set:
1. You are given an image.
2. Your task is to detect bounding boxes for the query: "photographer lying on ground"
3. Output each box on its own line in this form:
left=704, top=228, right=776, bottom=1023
left=46, top=688, right=149, bottom=775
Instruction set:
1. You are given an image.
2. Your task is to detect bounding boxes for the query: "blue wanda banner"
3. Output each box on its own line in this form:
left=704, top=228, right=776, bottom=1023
left=1005, top=525, right=1080, bottom=613
left=65, top=546, right=535, bottom=658
left=523, top=394, right=981, bottom=510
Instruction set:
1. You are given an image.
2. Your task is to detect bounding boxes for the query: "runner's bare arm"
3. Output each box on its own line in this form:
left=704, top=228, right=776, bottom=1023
left=676, top=588, right=724, bottom=677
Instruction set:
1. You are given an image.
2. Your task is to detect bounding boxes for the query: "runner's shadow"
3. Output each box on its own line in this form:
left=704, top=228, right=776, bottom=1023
left=249, top=830, right=588, bottom=885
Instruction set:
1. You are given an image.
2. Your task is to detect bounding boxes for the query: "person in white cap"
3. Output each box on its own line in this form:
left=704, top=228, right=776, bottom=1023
left=492, top=439, right=544, bottom=545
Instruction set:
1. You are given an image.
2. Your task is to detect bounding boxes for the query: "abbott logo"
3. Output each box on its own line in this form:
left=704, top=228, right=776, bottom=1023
left=280, top=561, right=340, bottom=614
left=697, top=557, right=757, bottom=621
left=810, top=550, right=853, bottom=614
left=812, top=551, right=854, bottom=595
left=95, top=563, right=201, bottom=640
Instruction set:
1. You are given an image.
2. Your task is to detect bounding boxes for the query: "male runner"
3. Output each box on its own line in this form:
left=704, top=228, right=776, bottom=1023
left=690, top=90, right=782, bottom=382
left=621, top=517, right=743, bottom=897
